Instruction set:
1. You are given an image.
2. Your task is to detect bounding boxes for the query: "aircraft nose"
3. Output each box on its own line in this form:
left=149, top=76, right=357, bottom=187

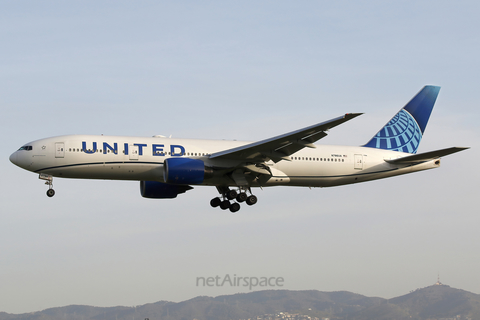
left=9, top=150, right=32, bottom=170
left=9, top=151, right=18, bottom=166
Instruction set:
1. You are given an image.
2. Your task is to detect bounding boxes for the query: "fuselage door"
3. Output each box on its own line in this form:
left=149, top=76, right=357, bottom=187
left=129, top=145, right=139, bottom=160
left=354, top=154, right=363, bottom=170
left=55, top=142, right=65, bottom=158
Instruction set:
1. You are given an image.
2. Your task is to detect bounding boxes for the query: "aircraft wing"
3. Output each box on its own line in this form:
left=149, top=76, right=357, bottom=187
left=209, top=113, right=362, bottom=163
left=385, top=147, right=469, bottom=164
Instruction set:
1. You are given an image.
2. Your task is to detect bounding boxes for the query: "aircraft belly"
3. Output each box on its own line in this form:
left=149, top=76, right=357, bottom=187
left=314, top=160, right=439, bottom=187
left=279, top=161, right=355, bottom=187
left=42, top=162, right=164, bottom=181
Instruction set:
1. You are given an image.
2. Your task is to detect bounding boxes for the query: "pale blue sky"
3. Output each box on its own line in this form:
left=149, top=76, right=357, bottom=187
left=1, top=1, right=479, bottom=314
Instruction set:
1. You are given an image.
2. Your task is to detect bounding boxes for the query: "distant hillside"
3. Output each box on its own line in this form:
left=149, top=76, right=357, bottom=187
left=353, top=284, right=480, bottom=320
left=1, top=285, right=479, bottom=320
left=389, top=285, right=480, bottom=319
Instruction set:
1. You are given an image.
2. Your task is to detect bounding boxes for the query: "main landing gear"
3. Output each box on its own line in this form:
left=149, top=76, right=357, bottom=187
left=39, top=173, right=55, bottom=197
left=210, top=187, right=257, bottom=213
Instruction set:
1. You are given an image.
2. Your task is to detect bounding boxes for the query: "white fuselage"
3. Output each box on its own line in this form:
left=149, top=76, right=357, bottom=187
left=9, top=134, right=440, bottom=189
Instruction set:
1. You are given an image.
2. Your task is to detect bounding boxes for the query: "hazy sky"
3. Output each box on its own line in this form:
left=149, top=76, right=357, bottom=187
left=1, top=0, right=479, bottom=314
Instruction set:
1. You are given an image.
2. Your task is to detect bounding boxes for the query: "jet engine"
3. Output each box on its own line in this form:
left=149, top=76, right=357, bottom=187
left=140, top=181, right=193, bottom=199
left=163, top=158, right=213, bottom=184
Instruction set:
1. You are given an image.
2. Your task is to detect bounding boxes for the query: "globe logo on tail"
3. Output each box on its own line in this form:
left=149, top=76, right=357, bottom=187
left=369, top=109, right=422, bottom=154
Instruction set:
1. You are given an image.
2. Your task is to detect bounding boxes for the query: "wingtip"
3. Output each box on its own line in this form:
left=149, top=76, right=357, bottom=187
left=345, top=113, right=363, bottom=118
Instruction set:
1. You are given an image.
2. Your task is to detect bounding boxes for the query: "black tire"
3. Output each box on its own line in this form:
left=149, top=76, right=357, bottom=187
left=220, top=200, right=231, bottom=210
left=46, top=189, right=55, bottom=197
left=229, top=203, right=240, bottom=213
left=210, top=197, right=221, bottom=208
left=246, top=195, right=257, bottom=206
left=236, top=192, right=248, bottom=203
left=226, top=189, right=237, bottom=200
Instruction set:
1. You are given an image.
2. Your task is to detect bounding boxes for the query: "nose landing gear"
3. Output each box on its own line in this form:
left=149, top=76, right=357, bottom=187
left=46, top=188, right=55, bottom=197
left=210, top=187, right=257, bottom=213
left=39, top=173, right=55, bottom=197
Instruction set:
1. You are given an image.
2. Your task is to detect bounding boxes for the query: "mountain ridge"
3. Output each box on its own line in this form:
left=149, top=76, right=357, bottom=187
left=1, top=284, right=479, bottom=320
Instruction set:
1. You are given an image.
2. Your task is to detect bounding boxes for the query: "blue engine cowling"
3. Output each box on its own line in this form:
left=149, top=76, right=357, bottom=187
left=163, top=158, right=213, bottom=184
left=140, top=181, right=193, bottom=199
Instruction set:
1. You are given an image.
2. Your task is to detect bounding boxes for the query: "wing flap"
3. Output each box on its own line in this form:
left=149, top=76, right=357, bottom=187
left=385, top=147, right=469, bottom=164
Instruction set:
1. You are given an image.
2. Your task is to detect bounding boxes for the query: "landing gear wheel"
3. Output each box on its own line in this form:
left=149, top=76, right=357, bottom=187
left=236, top=192, right=248, bottom=203
left=210, top=197, right=222, bottom=208
left=246, top=195, right=257, bottom=206
left=220, top=200, right=231, bottom=210
left=226, top=189, right=237, bottom=200
left=46, top=189, right=55, bottom=197
left=229, top=202, right=240, bottom=213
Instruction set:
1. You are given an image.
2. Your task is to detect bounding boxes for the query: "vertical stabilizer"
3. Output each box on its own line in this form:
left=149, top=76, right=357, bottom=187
left=363, top=85, right=440, bottom=154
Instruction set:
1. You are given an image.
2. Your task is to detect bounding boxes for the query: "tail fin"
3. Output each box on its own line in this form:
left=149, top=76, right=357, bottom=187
left=363, top=85, right=440, bottom=154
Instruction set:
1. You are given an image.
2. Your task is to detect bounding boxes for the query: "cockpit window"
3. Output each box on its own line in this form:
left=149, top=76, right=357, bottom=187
left=18, top=146, right=33, bottom=151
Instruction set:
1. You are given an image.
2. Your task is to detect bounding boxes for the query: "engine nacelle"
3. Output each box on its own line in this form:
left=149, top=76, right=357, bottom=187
left=163, top=158, right=213, bottom=184
left=140, top=181, right=193, bottom=199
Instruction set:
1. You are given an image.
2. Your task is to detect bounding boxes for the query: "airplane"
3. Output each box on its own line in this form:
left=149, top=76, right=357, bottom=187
left=9, top=86, right=468, bottom=213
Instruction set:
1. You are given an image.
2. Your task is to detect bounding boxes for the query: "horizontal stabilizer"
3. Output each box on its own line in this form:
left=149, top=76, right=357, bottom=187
left=385, top=147, right=469, bottom=164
